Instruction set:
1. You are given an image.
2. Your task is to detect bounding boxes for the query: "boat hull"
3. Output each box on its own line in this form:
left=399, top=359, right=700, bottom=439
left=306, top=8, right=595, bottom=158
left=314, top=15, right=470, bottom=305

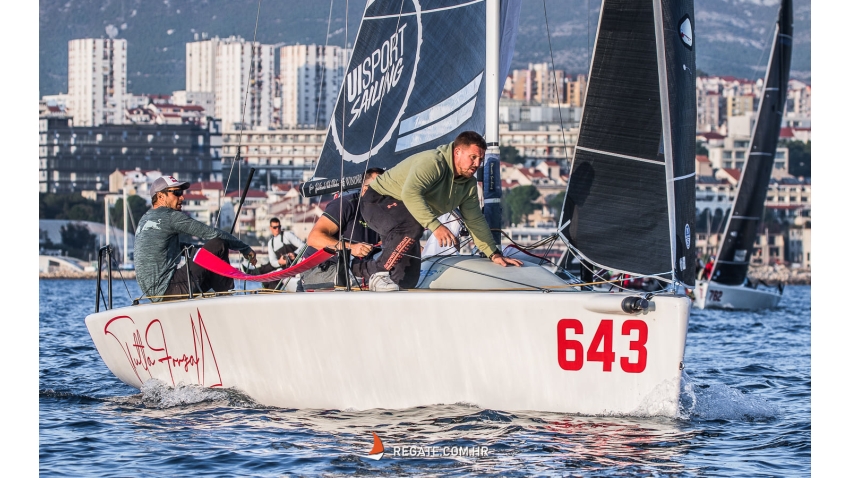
left=86, top=290, right=689, bottom=416
left=693, top=280, right=782, bottom=310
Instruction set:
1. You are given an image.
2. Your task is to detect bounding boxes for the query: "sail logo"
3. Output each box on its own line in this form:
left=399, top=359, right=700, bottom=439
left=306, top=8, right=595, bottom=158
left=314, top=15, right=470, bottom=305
left=684, top=224, right=691, bottom=249
left=346, top=23, right=409, bottom=127
left=678, top=16, right=693, bottom=49
left=330, top=0, right=423, bottom=164
left=366, top=432, right=384, bottom=460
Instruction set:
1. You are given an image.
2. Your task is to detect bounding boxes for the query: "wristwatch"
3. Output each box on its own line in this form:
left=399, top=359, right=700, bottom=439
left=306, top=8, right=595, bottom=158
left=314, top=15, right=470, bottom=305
left=488, top=248, right=502, bottom=260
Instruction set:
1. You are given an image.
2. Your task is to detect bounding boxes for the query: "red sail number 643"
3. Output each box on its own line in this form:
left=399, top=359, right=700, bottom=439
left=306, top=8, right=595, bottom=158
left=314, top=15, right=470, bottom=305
left=557, top=319, right=648, bottom=373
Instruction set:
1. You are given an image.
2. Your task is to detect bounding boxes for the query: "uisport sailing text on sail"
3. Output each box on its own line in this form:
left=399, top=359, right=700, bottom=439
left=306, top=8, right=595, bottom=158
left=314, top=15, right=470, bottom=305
left=346, top=23, right=408, bottom=126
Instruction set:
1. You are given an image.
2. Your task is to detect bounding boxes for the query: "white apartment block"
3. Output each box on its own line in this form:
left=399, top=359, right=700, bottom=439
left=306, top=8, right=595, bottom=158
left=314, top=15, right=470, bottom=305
left=186, top=36, right=274, bottom=131
left=785, top=79, right=811, bottom=127
left=67, top=38, right=127, bottom=126
left=706, top=135, right=789, bottom=178
left=221, top=128, right=325, bottom=185
left=171, top=90, right=216, bottom=116
left=279, top=45, right=349, bottom=128
left=498, top=123, right=579, bottom=163
left=186, top=37, right=219, bottom=93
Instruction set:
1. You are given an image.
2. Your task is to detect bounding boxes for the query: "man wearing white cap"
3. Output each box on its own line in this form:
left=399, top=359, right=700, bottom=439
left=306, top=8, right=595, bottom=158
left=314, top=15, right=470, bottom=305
left=134, top=176, right=257, bottom=301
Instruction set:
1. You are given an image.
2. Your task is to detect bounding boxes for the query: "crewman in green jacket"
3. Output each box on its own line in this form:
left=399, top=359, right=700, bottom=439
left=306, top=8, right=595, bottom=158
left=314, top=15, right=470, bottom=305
left=360, top=131, right=522, bottom=291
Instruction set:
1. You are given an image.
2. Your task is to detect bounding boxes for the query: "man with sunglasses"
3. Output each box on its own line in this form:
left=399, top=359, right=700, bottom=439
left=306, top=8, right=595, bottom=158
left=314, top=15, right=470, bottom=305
left=256, top=217, right=305, bottom=288
left=134, top=175, right=257, bottom=302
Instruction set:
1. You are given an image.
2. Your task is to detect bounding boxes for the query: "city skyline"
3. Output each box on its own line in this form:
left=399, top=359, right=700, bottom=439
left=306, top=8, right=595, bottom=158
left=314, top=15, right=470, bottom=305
left=38, top=0, right=812, bottom=97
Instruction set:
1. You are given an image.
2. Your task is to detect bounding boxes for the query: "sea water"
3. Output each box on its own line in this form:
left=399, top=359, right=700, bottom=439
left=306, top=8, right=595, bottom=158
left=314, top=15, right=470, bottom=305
left=39, top=279, right=810, bottom=476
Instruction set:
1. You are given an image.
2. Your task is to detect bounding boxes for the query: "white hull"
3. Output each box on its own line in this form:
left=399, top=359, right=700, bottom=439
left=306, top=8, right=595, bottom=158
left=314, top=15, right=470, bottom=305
left=693, top=280, right=782, bottom=310
left=86, top=260, right=690, bottom=416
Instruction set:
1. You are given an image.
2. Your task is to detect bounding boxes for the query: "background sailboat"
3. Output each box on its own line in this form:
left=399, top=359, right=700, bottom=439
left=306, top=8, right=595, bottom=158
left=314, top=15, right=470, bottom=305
left=694, top=0, right=793, bottom=310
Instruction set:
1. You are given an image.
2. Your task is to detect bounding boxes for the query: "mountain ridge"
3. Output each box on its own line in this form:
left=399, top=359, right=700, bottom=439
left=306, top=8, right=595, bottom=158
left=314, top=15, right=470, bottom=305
left=39, top=0, right=811, bottom=97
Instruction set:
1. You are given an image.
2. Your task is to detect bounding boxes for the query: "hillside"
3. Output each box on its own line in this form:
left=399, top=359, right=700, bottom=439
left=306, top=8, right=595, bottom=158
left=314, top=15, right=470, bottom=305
left=39, top=0, right=811, bottom=97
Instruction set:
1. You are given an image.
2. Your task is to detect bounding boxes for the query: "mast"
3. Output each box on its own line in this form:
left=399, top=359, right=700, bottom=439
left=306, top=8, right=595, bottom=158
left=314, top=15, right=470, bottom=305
left=482, top=0, right=502, bottom=244
left=104, top=195, right=110, bottom=248
left=123, top=186, right=128, bottom=265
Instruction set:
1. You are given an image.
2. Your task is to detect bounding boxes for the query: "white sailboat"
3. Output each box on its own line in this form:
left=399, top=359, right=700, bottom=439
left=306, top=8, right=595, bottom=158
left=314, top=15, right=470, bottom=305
left=694, top=0, right=792, bottom=310
left=85, top=0, right=696, bottom=416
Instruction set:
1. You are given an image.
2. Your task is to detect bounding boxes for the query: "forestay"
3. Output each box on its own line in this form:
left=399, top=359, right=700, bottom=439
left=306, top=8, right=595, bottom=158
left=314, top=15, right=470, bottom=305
left=711, top=0, right=793, bottom=286
left=302, top=0, right=521, bottom=198
left=557, top=0, right=696, bottom=287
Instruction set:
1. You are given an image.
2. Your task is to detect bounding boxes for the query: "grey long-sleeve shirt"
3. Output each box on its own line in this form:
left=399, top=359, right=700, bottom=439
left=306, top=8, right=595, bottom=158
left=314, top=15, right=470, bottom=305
left=134, top=207, right=253, bottom=300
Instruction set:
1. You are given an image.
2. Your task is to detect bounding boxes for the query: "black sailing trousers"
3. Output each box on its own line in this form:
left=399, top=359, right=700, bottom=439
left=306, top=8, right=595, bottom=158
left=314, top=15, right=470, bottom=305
left=165, top=237, right=234, bottom=299
left=360, top=186, right=423, bottom=289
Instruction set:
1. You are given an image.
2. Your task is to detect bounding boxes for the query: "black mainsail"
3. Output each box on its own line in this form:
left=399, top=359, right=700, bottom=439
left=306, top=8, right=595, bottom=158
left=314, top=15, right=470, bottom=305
left=557, top=0, right=697, bottom=286
left=710, top=0, right=793, bottom=286
left=302, top=0, right=520, bottom=198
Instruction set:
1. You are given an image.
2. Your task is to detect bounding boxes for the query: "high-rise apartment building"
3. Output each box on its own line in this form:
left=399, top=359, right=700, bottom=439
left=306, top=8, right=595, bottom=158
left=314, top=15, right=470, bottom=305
left=186, top=36, right=274, bottom=131
left=186, top=37, right=219, bottom=93
left=510, top=64, right=563, bottom=103
left=563, top=74, right=586, bottom=108
left=67, top=38, right=127, bottom=126
left=279, top=45, right=349, bottom=128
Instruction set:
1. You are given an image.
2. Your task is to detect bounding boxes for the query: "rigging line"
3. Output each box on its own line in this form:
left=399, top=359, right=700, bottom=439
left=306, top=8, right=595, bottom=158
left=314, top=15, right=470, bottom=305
left=752, top=13, right=776, bottom=85
left=115, top=265, right=133, bottom=301
left=586, top=0, right=591, bottom=75
left=314, top=0, right=335, bottom=131
left=346, top=0, right=407, bottom=255
left=366, top=0, right=482, bottom=20
left=564, top=241, right=674, bottom=286
left=542, top=0, right=570, bottom=163
left=216, top=0, right=264, bottom=229
left=335, top=0, right=350, bottom=290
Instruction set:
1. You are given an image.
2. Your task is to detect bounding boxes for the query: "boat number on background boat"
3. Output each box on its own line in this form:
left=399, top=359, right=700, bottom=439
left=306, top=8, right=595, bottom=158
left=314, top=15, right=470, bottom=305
left=708, top=290, right=723, bottom=302
left=556, top=319, right=647, bottom=373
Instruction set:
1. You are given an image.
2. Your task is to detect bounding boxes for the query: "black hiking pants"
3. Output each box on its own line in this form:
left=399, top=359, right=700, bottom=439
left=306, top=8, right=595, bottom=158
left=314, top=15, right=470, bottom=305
left=360, top=187, right=423, bottom=289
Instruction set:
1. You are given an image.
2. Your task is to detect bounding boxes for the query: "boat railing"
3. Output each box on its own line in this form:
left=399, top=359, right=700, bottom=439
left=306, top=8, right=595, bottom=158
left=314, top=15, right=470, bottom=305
left=95, top=245, right=114, bottom=312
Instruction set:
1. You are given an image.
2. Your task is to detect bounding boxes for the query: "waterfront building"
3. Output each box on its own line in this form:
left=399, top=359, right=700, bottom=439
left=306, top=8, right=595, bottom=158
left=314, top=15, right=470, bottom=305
left=498, top=122, right=579, bottom=163
left=279, top=44, right=350, bottom=128
left=171, top=90, right=216, bottom=117
left=67, top=38, right=127, bottom=126
left=39, top=117, right=223, bottom=193
left=785, top=79, right=811, bottom=128
left=220, top=128, right=324, bottom=187
left=705, top=134, right=789, bottom=177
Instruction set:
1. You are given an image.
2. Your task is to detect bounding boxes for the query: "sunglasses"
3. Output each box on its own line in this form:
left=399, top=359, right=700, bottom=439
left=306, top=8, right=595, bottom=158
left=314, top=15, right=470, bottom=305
left=165, top=189, right=184, bottom=197
left=271, top=225, right=281, bottom=230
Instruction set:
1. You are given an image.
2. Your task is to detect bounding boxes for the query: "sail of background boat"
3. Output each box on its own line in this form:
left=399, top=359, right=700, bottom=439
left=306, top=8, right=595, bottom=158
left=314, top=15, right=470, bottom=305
left=557, top=0, right=697, bottom=287
left=710, top=0, right=793, bottom=287
left=301, top=0, right=521, bottom=198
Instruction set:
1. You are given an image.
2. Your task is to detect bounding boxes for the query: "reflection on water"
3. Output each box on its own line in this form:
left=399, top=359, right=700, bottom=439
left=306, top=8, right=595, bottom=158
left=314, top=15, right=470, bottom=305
left=40, top=280, right=810, bottom=475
